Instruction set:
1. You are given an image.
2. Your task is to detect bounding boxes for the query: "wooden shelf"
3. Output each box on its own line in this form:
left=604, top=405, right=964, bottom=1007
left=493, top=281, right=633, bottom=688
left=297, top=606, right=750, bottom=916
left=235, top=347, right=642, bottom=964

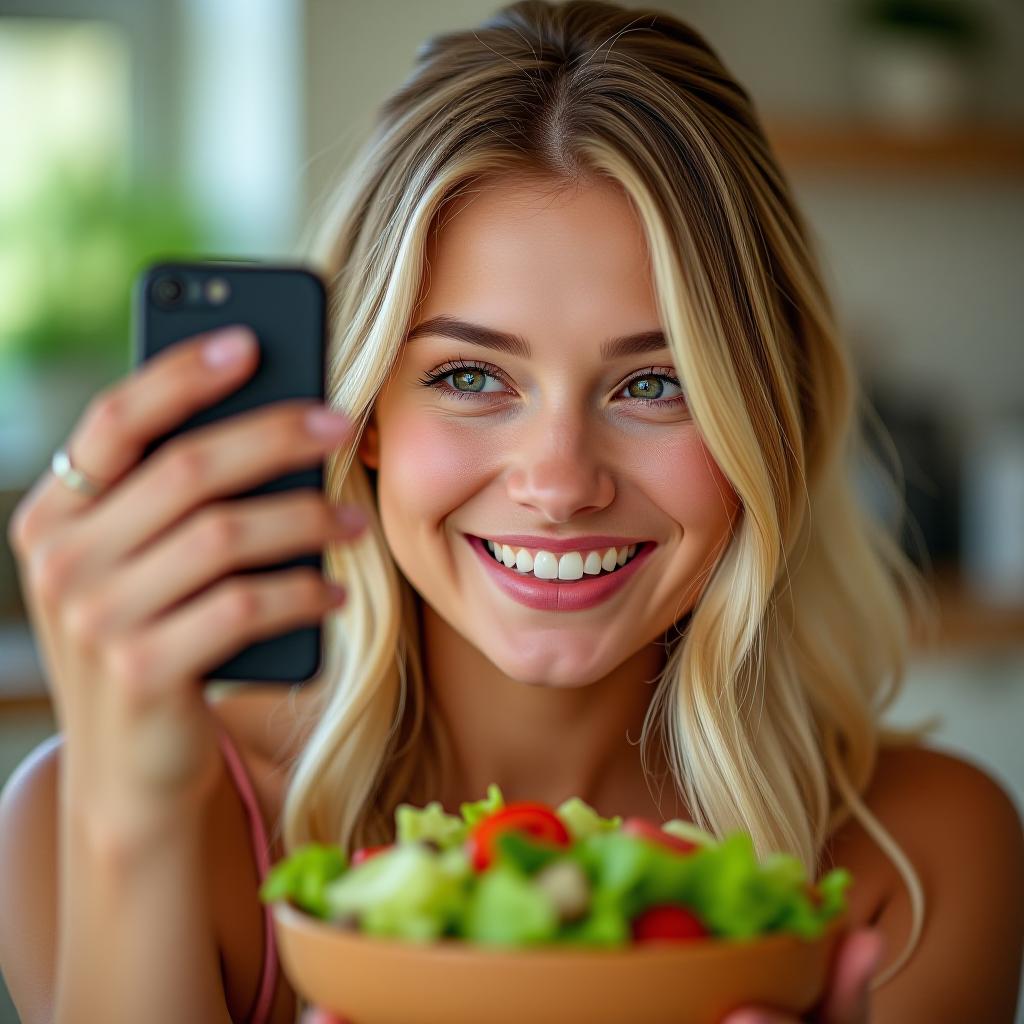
left=911, top=564, right=1024, bottom=651
left=762, top=117, right=1024, bottom=177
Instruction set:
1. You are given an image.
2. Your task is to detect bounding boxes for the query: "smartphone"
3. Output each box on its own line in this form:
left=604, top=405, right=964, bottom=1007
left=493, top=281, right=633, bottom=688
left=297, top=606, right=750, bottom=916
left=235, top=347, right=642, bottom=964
left=133, top=259, right=328, bottom=684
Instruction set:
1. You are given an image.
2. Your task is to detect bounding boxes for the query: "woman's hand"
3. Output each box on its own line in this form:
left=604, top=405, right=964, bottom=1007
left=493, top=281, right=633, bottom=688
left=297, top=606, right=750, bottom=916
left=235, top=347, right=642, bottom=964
left=7, top=324, right=363, bottom=849
left=299, top=1010, right=352, bottom=1024
left=721, top=927, right=886, bottom=1024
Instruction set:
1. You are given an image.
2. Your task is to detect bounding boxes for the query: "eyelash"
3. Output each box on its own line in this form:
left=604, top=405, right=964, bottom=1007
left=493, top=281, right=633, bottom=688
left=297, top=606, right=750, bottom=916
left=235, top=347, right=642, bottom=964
left=416, top=358, right=688, bottom=409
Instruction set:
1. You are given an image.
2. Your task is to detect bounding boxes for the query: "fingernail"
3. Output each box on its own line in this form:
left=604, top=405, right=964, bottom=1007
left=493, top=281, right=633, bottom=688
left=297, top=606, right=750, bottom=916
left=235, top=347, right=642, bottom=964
left=203, top=327, right=254, bottom=366
left=333, top=505, right=368, bottom=530
left=865, top=931, right=886, bottom=974
left=306, top=407, right=353, bottom=437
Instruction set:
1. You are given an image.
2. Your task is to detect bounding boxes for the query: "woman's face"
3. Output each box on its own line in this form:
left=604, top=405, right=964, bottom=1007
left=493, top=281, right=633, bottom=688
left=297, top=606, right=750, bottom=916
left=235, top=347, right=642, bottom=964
left=359, top=175, right=742, bottom=687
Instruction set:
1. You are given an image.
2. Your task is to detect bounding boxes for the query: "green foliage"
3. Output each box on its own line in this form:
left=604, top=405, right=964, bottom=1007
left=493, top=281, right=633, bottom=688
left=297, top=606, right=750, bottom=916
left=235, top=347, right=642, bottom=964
left=851, top=0, right=991, bottom=52
left=0, top=160, right=211, bottom=369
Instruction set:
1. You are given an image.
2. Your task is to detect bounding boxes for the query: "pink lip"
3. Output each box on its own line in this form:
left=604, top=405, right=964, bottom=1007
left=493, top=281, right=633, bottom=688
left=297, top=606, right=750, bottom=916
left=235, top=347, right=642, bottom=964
left=466, top=534, right=655, bottom=612
left=480, top=534, right=645, bottom=553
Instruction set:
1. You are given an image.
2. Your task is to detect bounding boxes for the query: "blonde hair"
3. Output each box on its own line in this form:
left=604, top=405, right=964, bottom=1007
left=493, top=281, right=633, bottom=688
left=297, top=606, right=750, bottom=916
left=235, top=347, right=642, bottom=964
left=269, top=0, right=942, bottom=996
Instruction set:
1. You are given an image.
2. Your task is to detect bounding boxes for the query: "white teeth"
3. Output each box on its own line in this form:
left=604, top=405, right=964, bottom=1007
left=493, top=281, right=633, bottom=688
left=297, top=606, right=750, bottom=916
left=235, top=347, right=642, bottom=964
left=532, top=551, right=559, bottom=580
left=482, top=536, right=644, bottom=582
left=557, top=552, right=584, bottom=580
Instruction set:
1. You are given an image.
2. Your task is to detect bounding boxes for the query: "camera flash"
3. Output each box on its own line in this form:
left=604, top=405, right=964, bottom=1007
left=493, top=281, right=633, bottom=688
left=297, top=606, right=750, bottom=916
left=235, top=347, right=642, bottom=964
left=206, top=277, right=231, bottom=305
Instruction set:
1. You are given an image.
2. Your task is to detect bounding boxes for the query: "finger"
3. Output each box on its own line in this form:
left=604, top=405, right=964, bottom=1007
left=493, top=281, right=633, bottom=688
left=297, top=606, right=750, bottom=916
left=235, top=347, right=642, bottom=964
left=104, top=567, right=346, bottom=701
left=77, top=490, right=366, bottom=634
left=71, top=399, right=354, bottom=574
left=18, top=325, right=258, bottom=535
left=719, top=1010, right=793, bottom=1024
left=299, top=1009, right=353, bottom=1024
left=816, top=927, right=886, bottom=1024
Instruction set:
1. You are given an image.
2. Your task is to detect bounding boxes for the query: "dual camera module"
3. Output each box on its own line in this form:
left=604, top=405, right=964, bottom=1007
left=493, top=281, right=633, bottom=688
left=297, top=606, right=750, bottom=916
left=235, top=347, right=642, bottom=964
left=151, top=273, right=231, bottom=309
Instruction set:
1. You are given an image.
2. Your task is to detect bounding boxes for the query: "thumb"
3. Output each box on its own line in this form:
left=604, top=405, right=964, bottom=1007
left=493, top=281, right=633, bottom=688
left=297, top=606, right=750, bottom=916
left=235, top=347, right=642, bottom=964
left=300, top=1010, right=352, bottom=1024
left=819, top=928, right=886, bottom=1024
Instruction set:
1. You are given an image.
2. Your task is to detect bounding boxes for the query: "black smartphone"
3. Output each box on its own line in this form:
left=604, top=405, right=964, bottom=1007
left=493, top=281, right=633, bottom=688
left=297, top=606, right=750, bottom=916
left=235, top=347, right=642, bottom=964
left=133, top=259, right=328, bottom=685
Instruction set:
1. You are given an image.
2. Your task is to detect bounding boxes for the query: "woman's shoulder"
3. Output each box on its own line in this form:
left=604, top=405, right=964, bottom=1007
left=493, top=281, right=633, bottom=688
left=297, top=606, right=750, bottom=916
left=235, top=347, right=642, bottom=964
left=867, top=741, right=1020, bottom=844
left=858, top=744, right=1024, bottom=1016
left=823, top=742, right=1021, bottom=951
left=829, top=741, right=1021, bottom=889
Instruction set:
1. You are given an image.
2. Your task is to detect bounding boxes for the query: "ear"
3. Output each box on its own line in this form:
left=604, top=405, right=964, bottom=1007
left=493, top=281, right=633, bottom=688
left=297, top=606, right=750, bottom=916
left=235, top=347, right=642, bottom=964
left=357, top=409, right=380, bottom=470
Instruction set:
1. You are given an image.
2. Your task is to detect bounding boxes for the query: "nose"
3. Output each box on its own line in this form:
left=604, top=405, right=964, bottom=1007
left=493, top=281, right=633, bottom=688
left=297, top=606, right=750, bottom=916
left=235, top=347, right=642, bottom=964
left=504, top=415, right=615, bottom=523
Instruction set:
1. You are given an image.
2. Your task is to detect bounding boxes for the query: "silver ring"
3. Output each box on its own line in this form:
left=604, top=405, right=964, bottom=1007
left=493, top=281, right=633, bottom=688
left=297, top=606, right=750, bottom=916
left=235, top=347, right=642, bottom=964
left=51, top=446, right=105, bottom=498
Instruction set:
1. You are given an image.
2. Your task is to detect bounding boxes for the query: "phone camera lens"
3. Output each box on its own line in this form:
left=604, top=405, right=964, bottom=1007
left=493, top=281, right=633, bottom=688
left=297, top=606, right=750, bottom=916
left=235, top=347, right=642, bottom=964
left=152, top=275, right=185, bottom=307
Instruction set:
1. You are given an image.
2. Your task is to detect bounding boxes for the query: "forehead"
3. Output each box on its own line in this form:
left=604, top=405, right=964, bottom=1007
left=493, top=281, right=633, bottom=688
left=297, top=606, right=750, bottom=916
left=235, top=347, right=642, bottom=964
left=415, top=175, right=659, bottom=327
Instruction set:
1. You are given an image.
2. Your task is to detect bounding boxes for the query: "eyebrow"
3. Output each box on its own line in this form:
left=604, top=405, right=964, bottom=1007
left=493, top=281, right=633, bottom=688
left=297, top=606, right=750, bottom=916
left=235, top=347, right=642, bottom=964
left=406, top=314, right=670, bottom=361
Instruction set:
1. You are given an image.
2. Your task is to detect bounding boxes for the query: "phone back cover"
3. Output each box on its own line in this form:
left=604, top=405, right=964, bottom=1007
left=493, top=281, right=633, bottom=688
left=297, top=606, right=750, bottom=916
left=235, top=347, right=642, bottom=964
left=133, top=260, right=327, bottom=684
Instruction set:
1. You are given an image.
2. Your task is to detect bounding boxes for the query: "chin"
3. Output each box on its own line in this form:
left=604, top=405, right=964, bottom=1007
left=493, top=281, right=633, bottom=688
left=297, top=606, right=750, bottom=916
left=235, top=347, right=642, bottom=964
left=482, top=645, right=618, bottom=689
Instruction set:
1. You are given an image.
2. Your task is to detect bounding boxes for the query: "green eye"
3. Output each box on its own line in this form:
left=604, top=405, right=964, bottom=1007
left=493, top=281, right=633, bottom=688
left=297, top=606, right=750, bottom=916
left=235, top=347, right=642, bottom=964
left=452, top=369, right=486, bottom=392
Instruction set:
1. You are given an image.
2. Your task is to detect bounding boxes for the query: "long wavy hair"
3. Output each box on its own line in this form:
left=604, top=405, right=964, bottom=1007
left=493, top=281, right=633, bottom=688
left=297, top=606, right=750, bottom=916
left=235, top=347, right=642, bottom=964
left=261, top=0, right=941, bottom=994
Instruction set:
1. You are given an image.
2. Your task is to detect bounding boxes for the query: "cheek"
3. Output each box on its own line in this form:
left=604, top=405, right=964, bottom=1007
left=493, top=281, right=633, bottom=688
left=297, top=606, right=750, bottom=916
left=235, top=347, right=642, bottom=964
left=644, top=431, right=741, bottom=536
left=377, top=411, right=490, bottom=527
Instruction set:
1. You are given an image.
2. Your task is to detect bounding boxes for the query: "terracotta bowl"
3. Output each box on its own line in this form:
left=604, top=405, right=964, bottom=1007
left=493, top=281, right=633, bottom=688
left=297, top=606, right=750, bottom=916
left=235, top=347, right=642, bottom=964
left=272, top=900, right=849, bottom=1024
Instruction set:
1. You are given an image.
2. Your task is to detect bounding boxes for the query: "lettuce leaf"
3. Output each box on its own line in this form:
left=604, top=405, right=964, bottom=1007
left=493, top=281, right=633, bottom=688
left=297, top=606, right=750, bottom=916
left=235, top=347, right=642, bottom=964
left=459, top=783, right=505, bottom=828
left=661, top=819, right=717, bottom=847
left=258, top=842, right=347, bottom=920
left=493, top=830, right=565, bottom=875
left=323, top=843, right=471, bottom=941
left=462, top=863, right=559, bottom=946
left=393, top=783, right=506, bottom=850
left=555, top=796, right=622, bottom=840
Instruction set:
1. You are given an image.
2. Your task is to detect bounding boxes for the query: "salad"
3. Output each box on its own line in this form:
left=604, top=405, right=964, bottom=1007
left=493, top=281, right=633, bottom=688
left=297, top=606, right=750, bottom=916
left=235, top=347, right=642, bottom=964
left=259, top=785, right=850, bottom=949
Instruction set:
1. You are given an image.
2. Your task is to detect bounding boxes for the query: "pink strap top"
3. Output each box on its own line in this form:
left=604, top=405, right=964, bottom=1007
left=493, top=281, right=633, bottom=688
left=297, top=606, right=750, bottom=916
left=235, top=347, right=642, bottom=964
left=215, top=722, right=279, bottom=1024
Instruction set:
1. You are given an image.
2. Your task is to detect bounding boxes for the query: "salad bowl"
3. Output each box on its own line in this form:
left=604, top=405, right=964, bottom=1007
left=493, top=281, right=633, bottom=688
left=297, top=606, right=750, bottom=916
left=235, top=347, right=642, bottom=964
left=263, top=786, right=852, bottom=1024
left=273, top=899, right=848, bottom=1024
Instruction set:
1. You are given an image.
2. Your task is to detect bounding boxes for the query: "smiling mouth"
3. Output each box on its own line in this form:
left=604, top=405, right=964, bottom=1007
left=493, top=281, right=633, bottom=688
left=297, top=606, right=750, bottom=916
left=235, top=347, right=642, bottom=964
left=471, top=535, right=651, bottom=582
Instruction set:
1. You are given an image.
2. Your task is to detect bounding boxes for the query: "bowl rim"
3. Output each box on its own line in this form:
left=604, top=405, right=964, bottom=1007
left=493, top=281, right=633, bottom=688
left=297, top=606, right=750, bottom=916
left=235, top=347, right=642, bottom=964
left=271, top=899, right=850, bottom=963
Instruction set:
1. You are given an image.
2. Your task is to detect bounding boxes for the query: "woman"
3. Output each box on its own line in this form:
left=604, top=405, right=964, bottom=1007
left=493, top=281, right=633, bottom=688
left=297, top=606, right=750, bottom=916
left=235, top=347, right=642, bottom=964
left=2, top=2, right=1021, bottom=1022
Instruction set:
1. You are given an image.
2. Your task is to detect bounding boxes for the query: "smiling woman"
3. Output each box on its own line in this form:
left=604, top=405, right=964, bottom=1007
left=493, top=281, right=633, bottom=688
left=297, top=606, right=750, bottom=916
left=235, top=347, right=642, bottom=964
left=173, top=0, right=1019, bottom=1021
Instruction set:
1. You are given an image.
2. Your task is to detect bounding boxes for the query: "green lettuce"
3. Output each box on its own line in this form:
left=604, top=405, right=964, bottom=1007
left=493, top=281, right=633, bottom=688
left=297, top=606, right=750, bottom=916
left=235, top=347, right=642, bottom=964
left=459, top=783, right=506, bottom=827
left=555, top=796, right=622, bottom=840
left=661, top=819, right=717, bottom=847
left=323, top=843, right=472, bottom=942
left=257, top=842, right=347, bottom=920
left=462, top=863, right=559, bottom=946
left=259, top=788, right=851, bottom=949
left=394, top=782, right=507, bottom=850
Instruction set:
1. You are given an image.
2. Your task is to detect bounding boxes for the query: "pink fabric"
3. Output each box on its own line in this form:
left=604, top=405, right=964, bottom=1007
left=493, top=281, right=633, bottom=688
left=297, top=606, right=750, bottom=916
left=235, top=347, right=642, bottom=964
left=216, top=722, right=279, bottom=1024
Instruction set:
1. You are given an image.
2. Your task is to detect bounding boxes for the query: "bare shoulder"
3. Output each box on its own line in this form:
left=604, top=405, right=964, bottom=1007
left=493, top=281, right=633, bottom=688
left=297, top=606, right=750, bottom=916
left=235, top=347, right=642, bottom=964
left=0, top=733, right=63, bottom=1024
left=863, top=743, right=1024, bottom=1022
left=866, top=742, right=1023, bottom=883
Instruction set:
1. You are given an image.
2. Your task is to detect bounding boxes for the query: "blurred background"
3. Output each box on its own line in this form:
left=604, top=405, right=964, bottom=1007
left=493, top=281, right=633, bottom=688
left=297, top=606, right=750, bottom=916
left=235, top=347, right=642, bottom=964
left=0, top=0, right=1022, bottom=1019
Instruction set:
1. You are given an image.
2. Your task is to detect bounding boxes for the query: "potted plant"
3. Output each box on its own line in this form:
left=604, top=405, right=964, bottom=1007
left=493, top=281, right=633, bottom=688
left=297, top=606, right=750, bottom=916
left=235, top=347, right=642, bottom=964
left=848, top=0, right=992, bottom=134
left=0, top=163, right=210, bottom=491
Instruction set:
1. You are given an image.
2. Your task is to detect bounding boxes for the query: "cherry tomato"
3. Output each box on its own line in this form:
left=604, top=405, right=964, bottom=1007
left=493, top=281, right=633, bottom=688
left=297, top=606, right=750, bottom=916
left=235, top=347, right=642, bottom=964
left=631, top=904, right=710, bottom=943
left=350, top=843, right=392, bottom=867
left=621, top=817, right=699, bottom=856
left=466, top=802, right=571, bottom=872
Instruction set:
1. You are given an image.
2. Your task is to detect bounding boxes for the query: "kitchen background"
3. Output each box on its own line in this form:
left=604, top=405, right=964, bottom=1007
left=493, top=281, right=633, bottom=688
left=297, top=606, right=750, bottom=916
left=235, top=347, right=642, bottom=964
left=1, top=0, right=1022, bottom=1020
